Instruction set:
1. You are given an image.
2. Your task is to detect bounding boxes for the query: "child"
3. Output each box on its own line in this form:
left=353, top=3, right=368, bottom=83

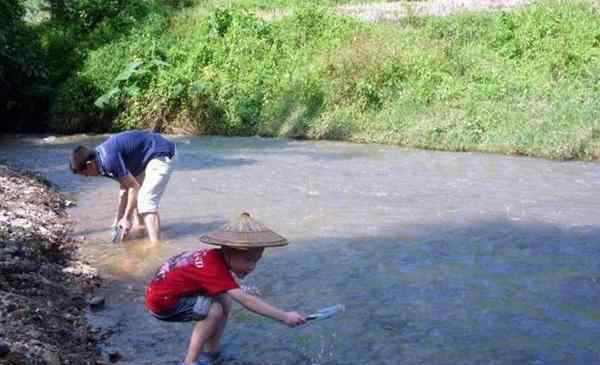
left=145, top=213, right=306, bottom=365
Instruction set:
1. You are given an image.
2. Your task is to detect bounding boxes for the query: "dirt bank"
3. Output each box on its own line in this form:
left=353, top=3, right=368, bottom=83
left=0, top=165, right=102, bottom=365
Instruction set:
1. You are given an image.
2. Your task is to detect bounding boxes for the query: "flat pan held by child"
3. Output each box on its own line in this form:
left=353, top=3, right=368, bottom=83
left=306, top=304, right=345, bottom=321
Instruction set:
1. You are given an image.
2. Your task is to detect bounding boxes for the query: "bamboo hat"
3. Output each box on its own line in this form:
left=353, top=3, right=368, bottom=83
left=199, top=212, right=288, bottom=248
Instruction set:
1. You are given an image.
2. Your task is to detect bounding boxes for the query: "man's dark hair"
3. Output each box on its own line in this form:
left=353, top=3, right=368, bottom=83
left=70, top=145, right=96, bottom=173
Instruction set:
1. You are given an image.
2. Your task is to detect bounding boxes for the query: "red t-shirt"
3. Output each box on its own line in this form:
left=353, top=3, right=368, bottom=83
left=145, top=248, right=239, bottom=313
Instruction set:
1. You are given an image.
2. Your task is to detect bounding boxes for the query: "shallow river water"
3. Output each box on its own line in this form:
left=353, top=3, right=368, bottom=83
left=1, top=135, right=600, bottom=365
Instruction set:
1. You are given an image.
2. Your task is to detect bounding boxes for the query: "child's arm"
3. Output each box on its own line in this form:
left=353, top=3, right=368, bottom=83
left=227, top=288, right=306, bottom=327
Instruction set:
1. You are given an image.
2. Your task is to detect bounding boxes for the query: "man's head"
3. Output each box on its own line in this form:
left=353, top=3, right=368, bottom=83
left=70, top=145, right=99, bottom=176
left=223, top=247, right=264, bottom=279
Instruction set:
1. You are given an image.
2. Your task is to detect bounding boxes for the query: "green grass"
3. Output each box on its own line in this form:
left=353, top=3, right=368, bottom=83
left=51, top=0, right=600, bottom=160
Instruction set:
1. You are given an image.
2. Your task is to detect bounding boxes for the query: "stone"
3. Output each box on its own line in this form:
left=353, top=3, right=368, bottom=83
left=0, top=342, right=10, bottom=357
left=41, top=350, right=61, bottom=365
left=27, top=329, right=42, bottom=339
left=108, top=350, right=122, bottom=363
left=87, top=296, right=105, bottom=310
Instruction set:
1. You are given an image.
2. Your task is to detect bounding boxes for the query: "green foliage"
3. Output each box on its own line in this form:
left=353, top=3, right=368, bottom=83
left=47, top=0, right=171, bottom=132
left=312, top=0, right=600, bottom=159
left=42, top=0, right=600, bottom=159
left=50, top=75, right=113, bottom=133
left=0, top=0, right=48, bottom=131
left=60, top=4, right=354, bottom=135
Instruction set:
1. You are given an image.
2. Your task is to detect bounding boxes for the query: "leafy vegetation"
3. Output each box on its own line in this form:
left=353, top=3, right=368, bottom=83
left=1, top=0, right=172, bottom=132
left=1, top=1, right=48, bottom=131
left=3, top=0, right=600, bottom=160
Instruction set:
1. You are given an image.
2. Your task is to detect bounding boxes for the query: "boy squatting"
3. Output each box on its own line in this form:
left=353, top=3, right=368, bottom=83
left=145, top=213, right=306, bottom=365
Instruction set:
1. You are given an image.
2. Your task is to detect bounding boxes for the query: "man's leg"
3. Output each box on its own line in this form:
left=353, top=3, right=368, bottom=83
left=143, top=212, right=160, bottom=242
left=134, top=174, right=145, bottom=227
left=185, top=302, right=224, bottom=365
left=135, top=208, right=145, bottom=227
left=137, top=156, right=174, bottom=243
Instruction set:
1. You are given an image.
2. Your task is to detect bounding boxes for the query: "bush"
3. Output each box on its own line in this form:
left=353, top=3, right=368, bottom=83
left=58, top=5, right=354, bottom=134
left=0, top=1, right=48, bottom=132
left=43, top=0, right=600, bottom=159
left=48, top=0, right=170, bottom=132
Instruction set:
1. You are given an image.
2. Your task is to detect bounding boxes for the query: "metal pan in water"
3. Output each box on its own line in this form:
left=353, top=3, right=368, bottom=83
left=306, top=304, right=345, bottom=321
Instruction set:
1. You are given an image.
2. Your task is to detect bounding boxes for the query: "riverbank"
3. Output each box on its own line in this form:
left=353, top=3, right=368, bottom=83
left=55, top=0, right=600, bottom=160
left=4, top=0, right=600, bottom=161
left=0, top=165, right=102, bottom=364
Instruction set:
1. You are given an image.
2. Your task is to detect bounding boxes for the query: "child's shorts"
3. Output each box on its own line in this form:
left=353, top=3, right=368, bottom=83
left=150, top=295, right=212, bottom=322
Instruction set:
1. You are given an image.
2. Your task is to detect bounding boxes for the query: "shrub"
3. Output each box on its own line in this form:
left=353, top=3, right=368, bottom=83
left=43, top=0, right=600, bottom=159
left=0, top=1, right=48, bottom=132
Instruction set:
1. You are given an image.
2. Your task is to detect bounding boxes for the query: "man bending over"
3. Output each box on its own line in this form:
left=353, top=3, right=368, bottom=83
left=69, top=130, right=176, bottom=242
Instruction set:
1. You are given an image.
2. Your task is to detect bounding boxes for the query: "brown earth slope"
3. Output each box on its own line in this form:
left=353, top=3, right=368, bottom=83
left=0, top=165, right=102, bottom=365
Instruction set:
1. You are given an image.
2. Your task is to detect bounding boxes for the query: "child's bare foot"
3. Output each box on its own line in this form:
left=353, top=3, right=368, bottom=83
left=179, top=361, right=211, bottom=365
left=200, top=350, right=237, bottom=364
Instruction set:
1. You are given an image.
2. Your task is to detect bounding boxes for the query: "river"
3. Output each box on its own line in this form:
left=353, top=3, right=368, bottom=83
left=1, top=134, right=599, bottom=365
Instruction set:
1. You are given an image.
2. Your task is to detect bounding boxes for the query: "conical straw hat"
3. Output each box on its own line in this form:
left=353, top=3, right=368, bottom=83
left=199, top=212, right=288, bottom=248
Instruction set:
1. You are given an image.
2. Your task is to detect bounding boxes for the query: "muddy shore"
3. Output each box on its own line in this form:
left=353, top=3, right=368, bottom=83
left=0, top=165, right=103, bottom=365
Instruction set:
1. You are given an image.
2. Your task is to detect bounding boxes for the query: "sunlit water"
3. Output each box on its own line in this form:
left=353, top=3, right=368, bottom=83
left=2, top=134, right=600, bottom=365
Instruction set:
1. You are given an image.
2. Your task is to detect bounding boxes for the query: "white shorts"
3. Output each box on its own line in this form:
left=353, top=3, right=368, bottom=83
left=137, top=154, right=175, bottom=214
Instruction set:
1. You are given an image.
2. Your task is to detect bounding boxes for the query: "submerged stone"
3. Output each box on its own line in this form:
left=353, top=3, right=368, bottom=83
left=87, top=296, right=105, bottom=310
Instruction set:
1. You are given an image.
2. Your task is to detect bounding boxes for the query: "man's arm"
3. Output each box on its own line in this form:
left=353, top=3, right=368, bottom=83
left=117, top=173, right=141, bottom=234
left=227, top=288, right=305, bottom=327
left=113, top=185, right=128, bottom=227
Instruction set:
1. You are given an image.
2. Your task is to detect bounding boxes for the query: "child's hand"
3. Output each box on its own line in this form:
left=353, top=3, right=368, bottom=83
left=282, top=311, right=306, bottom=327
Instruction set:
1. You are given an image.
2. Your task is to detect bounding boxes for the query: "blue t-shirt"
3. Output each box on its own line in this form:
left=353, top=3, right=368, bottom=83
left=95, top=131, right=175, bottom=180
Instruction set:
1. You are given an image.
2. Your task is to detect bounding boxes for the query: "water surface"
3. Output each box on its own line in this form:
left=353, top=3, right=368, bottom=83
left=1, top=135, right=599, bottom=365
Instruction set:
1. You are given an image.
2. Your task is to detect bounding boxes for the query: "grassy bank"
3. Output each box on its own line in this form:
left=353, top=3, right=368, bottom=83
left=50, top=1, right=600, bottom=159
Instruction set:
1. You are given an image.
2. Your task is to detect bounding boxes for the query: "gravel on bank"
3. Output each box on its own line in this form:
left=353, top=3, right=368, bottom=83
left=0, top=165, right=103, bottom=365
left=336, top=0, right=531, bottom=21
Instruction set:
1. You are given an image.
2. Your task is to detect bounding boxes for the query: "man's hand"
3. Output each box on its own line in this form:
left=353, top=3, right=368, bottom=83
left=117, top=173, right=140, bottom=241
left=282, top=311, right=306, bottom=327
left=118, top=217, right=132, bottom=239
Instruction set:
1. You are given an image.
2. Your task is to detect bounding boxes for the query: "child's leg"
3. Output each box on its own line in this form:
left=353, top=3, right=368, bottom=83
left=205, top=295, right=231, bottom=354
left=184, top=301, right=224, bottom=365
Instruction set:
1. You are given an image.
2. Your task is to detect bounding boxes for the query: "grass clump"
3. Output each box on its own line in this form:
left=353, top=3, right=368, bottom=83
left=51, top=0, right=600, bottom=160
left=309, top=1, right=600, bottom=159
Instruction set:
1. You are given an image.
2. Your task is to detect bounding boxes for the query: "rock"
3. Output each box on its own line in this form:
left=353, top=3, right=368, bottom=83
left=108, top=350, right=122, bottom=363
left=87, top=296, right=105, bottom=310
left=63, top=262, right=98, bottom=278
left=0, top=342, right=10, bottom=357
left=41, top=349, right=61, bottom=365
left=27, top=329, right=42, bottom=339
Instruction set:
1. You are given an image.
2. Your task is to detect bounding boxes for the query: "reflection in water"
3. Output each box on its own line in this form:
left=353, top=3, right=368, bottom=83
left=1, top=135, right=600, bottom=365
left=99, top=238, right=163, bottom=278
